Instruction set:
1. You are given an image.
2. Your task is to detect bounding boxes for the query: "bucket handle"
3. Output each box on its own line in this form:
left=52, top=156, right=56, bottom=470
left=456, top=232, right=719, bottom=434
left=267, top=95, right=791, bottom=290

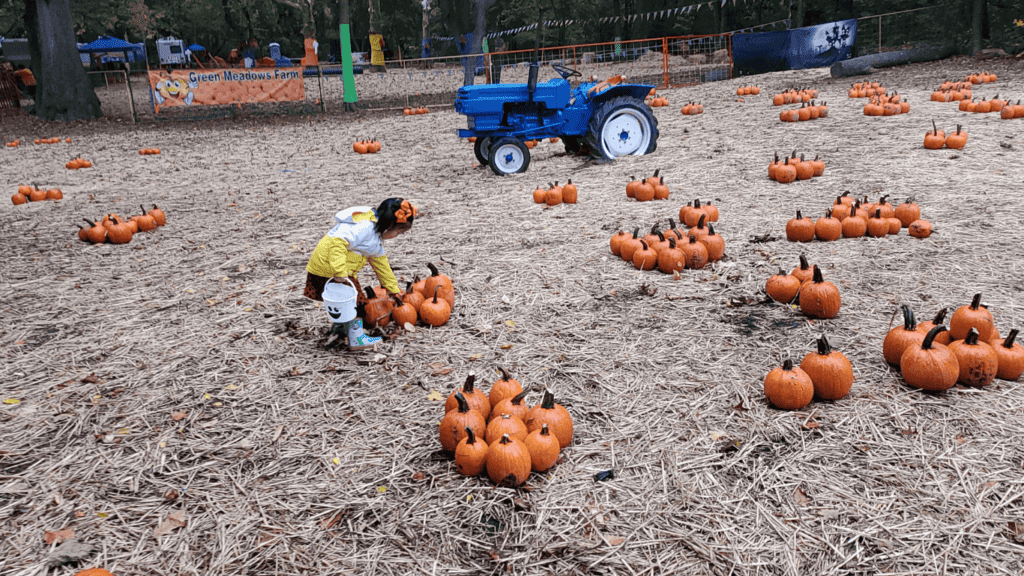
left=325, top=276, right=356, bottom=291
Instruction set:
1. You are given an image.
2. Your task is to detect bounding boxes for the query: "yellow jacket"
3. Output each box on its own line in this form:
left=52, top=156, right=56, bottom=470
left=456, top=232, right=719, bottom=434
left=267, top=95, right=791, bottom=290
left=305, top=207, right=400, bottom=294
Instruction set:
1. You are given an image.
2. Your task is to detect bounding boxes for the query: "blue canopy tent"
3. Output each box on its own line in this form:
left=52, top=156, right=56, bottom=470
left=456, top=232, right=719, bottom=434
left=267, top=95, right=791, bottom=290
left=188, top=44, right=205, bottom=52
left=78, top=36, right=147, bottom=64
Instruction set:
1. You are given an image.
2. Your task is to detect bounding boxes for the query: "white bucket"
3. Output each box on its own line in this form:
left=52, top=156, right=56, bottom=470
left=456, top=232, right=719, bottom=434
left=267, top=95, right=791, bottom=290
left=322, top=278, right=357, bottom=323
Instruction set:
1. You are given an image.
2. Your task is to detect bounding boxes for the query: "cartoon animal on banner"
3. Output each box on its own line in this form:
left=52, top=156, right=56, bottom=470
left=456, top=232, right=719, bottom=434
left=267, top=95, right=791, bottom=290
left=153, top=75, right=198, bottom=106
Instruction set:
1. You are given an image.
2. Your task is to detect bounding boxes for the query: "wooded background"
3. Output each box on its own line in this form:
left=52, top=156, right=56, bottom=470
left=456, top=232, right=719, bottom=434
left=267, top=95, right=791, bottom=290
left=2, top=0, right=1022, bottom=63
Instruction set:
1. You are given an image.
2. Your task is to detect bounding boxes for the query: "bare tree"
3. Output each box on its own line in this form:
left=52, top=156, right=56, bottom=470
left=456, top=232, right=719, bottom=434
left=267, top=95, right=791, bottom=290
left=462, top=0, right=497, bottom=86
left=24, top=0, right=102, bottom=121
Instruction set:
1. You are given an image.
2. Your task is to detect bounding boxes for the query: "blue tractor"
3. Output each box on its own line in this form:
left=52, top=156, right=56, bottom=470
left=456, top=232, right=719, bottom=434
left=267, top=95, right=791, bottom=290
left=454, top=62, right=659, bottom=176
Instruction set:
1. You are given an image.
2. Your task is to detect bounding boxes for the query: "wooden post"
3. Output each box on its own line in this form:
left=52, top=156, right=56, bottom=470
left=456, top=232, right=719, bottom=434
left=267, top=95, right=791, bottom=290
left=878, top=17, right=881, bottom=54
left=662, top=37, right=668, bottom=88
left=317, top=64, right=326, bottom=112
left=122, top=69, right=137, bottom=122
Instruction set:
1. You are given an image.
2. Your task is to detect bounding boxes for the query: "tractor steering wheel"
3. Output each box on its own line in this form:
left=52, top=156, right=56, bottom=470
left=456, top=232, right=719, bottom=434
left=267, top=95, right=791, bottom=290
left=551, top=63, right=582, bottom=80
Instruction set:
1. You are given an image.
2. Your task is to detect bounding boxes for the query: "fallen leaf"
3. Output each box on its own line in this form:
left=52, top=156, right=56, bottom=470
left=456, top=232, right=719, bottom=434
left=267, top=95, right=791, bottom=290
left=81, top=373, right=99, bottom=384
left=801, top=421, right=819, bottom=430
left=901, top=428, right=917, bottom=435
left=171, top=411, right=187, bottom=421
left=154, top=510, right=187, bottom=536
left=794, top=487, right=811, bottom=507
left=3, top=398, right=20, bottom=405
left=225, top=384, right=239, bottom=390
left=44, top=528, right=75, bottom=545
left=426, top=390, right=444, bottom=401
left=500, top=344, right=513, bottom=349
left=412, top=472, right=426, bottom=481
left=605, top=535, right=627, bottom=546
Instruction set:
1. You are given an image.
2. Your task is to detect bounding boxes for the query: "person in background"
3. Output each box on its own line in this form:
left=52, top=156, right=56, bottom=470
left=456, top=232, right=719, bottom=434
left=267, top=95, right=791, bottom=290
left=13, top=65, right=36, bottom=98
left=304, top=198, right=417, bottom=351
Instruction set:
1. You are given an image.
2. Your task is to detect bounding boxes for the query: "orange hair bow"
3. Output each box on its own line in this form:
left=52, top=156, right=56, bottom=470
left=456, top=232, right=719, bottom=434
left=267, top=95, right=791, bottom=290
left=395, top=200, right=417, bottom=224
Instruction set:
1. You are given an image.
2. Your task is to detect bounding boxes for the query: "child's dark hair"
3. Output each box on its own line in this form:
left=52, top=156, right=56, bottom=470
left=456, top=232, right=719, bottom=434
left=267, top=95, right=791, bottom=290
left=374, top=198, right=413, bottom=235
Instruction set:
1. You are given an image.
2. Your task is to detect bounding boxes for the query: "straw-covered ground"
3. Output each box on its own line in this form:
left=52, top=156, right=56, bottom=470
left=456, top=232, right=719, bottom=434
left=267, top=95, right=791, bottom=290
left=2, top=55, right=1024, bottom=576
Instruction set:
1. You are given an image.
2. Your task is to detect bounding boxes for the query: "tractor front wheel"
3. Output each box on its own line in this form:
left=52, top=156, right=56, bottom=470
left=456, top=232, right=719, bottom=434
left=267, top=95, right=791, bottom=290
left=473, top=137, right=492, bottom=166
left=584, top=97, right=658, bottom=160
left=488, top=138, right=531, bottom=176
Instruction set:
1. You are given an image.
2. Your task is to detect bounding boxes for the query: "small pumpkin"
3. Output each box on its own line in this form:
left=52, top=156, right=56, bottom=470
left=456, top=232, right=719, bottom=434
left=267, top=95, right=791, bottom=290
left=489, top=367, right=523, bottom=410
left=682, top=199, right=708, bottom=228
left=702, top=200, right=719, bottom=222
left=561, top=179, right=578, bottom=204
left=545, top=182, right=563, bottom=206
left=687, top=214, right=709, bottom=242
left=657, top=236, right=686, bottom=273
left=766, top=269, right=800, bottom=304
left=363, top=286, right=393, bottom=327
left=894, top=198, right=920, bottom=227
left=402, top=281, right=425, bottom=311
left=84, top=219, right=106, bottom=244
left=423, top=262, right=455, bottom=308
left=866, top=209, right=889, bottom=238
left=993, top=329, right=1023, bottom=381
left=524, top=423, right=560, bottom=472
left=134, top=205, right=157, bottom=231
left=948, top=328, right=998, bottom=387
left=900, top=326, right=959, bottom=391
left=532, top=186, right=546, bottom=204
left=799, top=266, right=841, bottom=319
left=11, top=193, right=27, bottom=205
left=634, top=178, right=655, bottom=202
left=493, top=389, right=529, bottom=423
left=524, top=390, right=573, bottom=448
left=29, top=188, right=47, bottom=202
left=625, top=176, right=641, bottom=198
left=486, top=413, right=528, bottom=445
left=886, top=217, right=902, bottom=235
left=915, top=308, right=952, bottom=346
left=439, top=391, right=487, bottom=453
left=652, top=177, right=670, bottom=200
left=924, top=120, right=945, bottom=149
left=619, top=228, right=643, bottom=262
left=45, top=188, right=63, bottom=200
left=148, top=205, right=167, bottom=226
left=680, top=235, right=708, bottom=270
left=768, top=152, right=781, bottom=180
left=106, top=215, right=134, bottom=244
left=841, top=211, right=867, bottom=238
left=445, top=373, right=490, bottom=418
left=945, top=125, right=967, bottom=150
left=883, top=305, right=926, bottom=365
left=949, top=293, right=995, bottom=342
left=782, top=208, right=815, bottom=239
left=774, top=160, right=797, bottom=184
left=632, top=240, right=658, bottom=271
left=454, top=426, right=489, bottom=476
left=790, top=255, right=813, bottom=284
left=814, top=209, right=842, bottom=241
left=800, top=335, right=853, bottom=400
left=700, top=223, right=724, bottom=262
left=609, top=230, right=630, bottom=256
left=391, top=294, right=418, bottom=326
left=420, top=286, right=452, bottom=327
left=486, top=433, right=532, bottom=487
left=908, top=219, right=933, bottom=238
left=794, top=155, right=814, bottom=180
left=763, top=359, right=814, bottom=410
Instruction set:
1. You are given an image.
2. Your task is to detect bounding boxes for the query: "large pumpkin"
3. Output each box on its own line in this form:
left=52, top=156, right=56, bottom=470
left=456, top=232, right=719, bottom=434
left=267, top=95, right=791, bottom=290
left=445, top=373, right=491, bottom=419
left=993, top=329, right=1023, bottom=381
left=883, top=305, right=925, bottom=365
left=799, top=266, right=841, bottom=319
left=763, top=359, right=814, bottom=410
left=439, top=392, right=487, bottom=453
left=524, top=390, right=573, bottom=448
left=899, top=326, right=958, bottom=391
left=947, top=328, right=998, bottom=387
left=948, top=293, right=995, bottom=342
left=486, top=434, right=532, bottom=487
left=800, top=335, right=853, bottom=400
left=488, top=367, right=523, bottom=410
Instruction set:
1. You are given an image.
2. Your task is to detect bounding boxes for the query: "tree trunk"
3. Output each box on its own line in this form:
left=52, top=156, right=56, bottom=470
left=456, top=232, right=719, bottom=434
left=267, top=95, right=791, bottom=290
left=24, top=0, right=102, bottom=121
left=462, top=0, right=496, bottom=86
left=970, top=0, right=982, bottom=55
left=612, top=0, right=623, bottom=44
left=720, top=0, right=728, bottom=33
left=795, top=0, right=805, bottom=28
left=422, top=0, right=430, bottom=54
left=368, top=0, right=380, bottom=34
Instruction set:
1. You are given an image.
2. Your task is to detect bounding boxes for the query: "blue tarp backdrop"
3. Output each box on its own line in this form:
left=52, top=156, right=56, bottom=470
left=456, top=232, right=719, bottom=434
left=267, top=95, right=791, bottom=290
left=732, top=19, right=857, bottom=76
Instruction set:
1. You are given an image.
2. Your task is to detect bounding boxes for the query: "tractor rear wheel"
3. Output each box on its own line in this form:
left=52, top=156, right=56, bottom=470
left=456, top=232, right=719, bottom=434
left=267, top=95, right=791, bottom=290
left=488, top=138, right=531, bottom=176
left=473, top=137, right=492, bottom=166
left=584, top=96, right=658, bottom=160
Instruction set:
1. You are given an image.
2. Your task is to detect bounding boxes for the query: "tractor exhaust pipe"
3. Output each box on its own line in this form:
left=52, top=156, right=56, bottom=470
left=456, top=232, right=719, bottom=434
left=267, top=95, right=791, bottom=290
left=527, top=8, right=542, bottom=103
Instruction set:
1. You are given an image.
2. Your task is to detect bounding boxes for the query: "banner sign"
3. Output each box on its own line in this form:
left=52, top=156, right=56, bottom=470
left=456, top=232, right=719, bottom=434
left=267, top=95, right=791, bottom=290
left=732, top=19, right=856, bottom=76
left=148, top=68, right=304, bottom=111
left=369, top=34, right=385, bottom=66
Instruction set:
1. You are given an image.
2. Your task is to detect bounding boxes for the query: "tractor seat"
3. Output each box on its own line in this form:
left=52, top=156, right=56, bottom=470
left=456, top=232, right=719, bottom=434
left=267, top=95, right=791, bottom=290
left=455, top=78, right=570, bottom=115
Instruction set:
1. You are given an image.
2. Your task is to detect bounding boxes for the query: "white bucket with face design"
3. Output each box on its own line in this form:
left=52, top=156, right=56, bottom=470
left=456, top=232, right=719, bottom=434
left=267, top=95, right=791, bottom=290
left=322, top=278, right=357, bottom=323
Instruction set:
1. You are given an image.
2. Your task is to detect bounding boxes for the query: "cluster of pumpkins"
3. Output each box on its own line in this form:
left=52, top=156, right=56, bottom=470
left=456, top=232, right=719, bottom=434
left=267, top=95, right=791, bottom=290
left=862, top=93, right=910, bottom=116
left=767, top=151, right=826, bottom=183
left=440, top=370, right=573, bottom=487
left=12, top=184, right=62, bottom=205
left=957, top=95, right=1023, bottom=119
left=965, top=71, right=998, bottom=84
left=735, top=85, right=761, bottom=96
left=625, top=170, right=670, bottom=201
left=352, top=139, right=382, bottom=154
left=77, top=206, right=167, bottom=245
left=765, top=258, right=842, bottom=319
left=763, top=336, right=853, bottom=410
left=924, top=121, right=968, bottom=150
left=847, top=82, right=886, bottom=98
left=883, top=297, right=1023, bottom=391
left=138, top=148, right=162, bottom=155
left=779, top=101, right=830, bottom=122
left=364, top=263, right=454, bottom=328
left=34, top=137, right=69, bottom=145
left=610, top=214, right=724, bottom=273
left=5, top=140, right=20, bottom=147
left=785, top=195, right=933, bottom=242
left=772, top=88, right=819, bottom=105
left=65, top=157, right=93, bottom=170
left=531, top=180, right=578, bottom=206
left=930, top=81, right=973, bottom=102
left=648, top=96, right=670, bottom=107
left=403, top=107, right=429, bottom=115
left=680, top=102, right=705, bottom=115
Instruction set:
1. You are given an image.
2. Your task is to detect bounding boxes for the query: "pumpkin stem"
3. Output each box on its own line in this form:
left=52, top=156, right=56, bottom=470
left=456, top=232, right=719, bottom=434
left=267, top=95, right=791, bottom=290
left=964, top=328, right=980, bottom=346
left=707, top=223, right=717, bottom=236
left=498, top=433, right=512, bottom=445
left=928, top=308, right=947, bottom=327
left=901, top=304, right=917, bottom=331
left=697, top=214, right=706, bottom=229
left=1003, top=329, right=1019, bottom=349
left=798, top=255, right=809, bottom=271
left=140, top=204, right=147, bottom=215
left=464, top=426, right=478, bottom=444
left=782, top=359, right=794, bottom=371
left=875, top=209, right=881, bottom=218
left=540, top=390, right=556, bottom=410
left=84, top=218, right=96, bottom=226
left=540, top=423, right=551, bottom=437
left=364, top=286, right=377, bottom=300
left=653, top=168, right=660, bottom=178
left=510, top=389, right=528, bottom=405
left=921, top=325, right=948, bottom=350
left=931, top=119, right=938, bottom=135
left=427, top=262, right=440, bottom=278
left=657, top=231, right=665, bottom=242
left=774, top=152, right=779, bottom=163
left=796, top=210, right=803, bottom=220
left=969, top=293, right=982, bottom=310
left=693, top=198, right=701, bottom=208
left=816, top=335, right=832, bottom=355
left=567, top=179, right=572, bottom=185
left=460, top=373, right=476, bottom=393
left=668, top=237, right=677, bottom=249
left=405, top=281, right=414, bottom=293
left=431, top=285, right=440, bottom=304
left=498, top=366, right=512, bottom=382
left=650, top=223, right=659, bottom=235
left=455, top=391, right=470, bottom=413
left=812, top=266, right=824, bottom=283
left=826, top=208, right=833, bottom=218
left=639, top=240, right=649, bottom=250
left=688, top=235, right=699, bottom=245
left=631, top=227, right=639, bottom=239
left=956, top=124, right=961, bottom=136
left=667, top=218, right=677, bottom=230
